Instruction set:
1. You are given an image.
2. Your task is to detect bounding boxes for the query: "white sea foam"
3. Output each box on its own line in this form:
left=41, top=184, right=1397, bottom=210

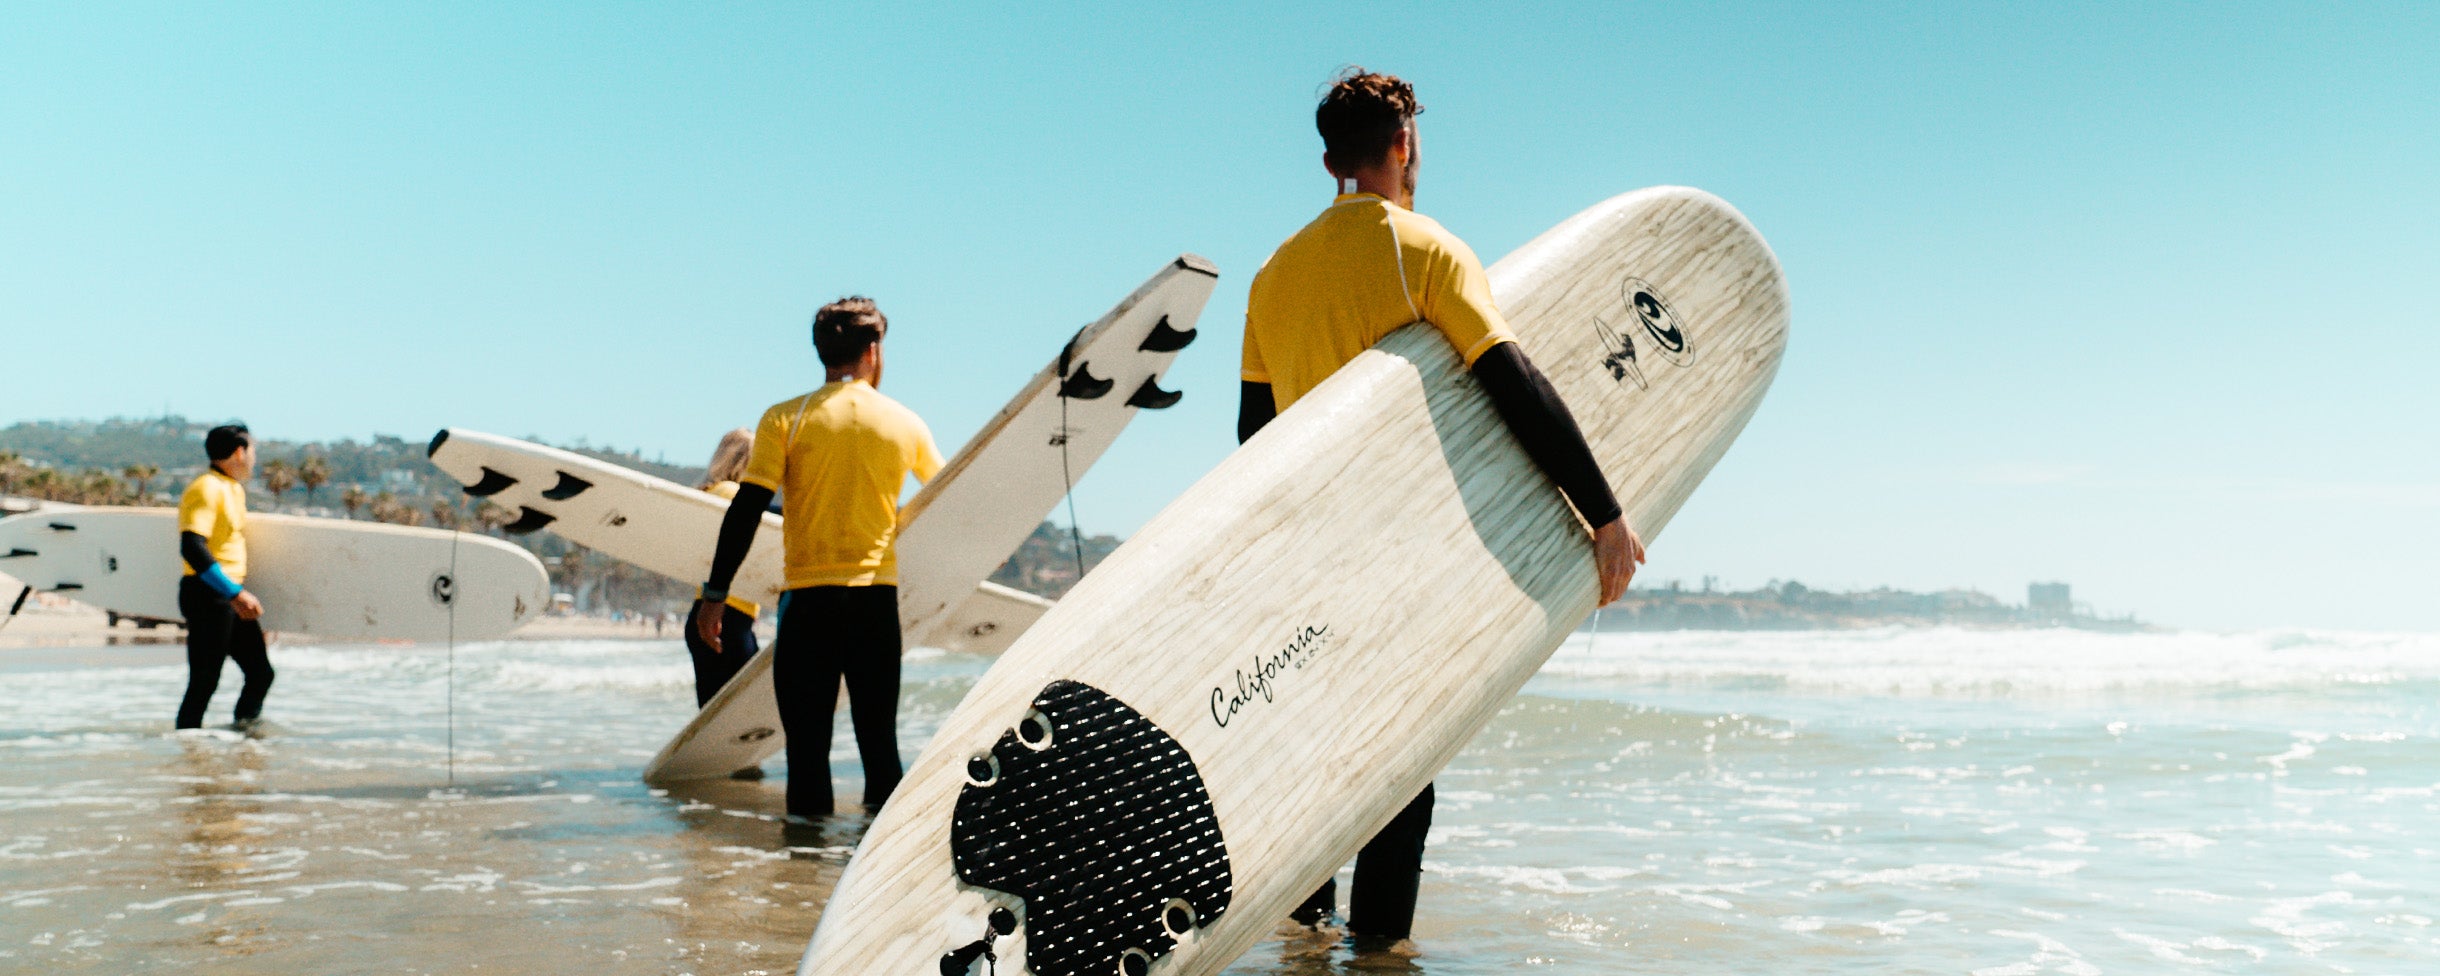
left=1543, top=626, right=2440, bottom=695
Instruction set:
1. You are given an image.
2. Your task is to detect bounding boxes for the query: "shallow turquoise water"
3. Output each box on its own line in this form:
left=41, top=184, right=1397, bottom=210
left=2, top=627, right=2434, bottom=974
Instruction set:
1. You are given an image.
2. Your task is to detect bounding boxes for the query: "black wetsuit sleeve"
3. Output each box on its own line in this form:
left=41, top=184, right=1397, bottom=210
left=702, top=482, right=776, bottom=595
left=180, top=531, right=218, bottom=575
left=1238, top=381, right=1277, bottom=444
left=1470, top=343, right=1624, bottom=528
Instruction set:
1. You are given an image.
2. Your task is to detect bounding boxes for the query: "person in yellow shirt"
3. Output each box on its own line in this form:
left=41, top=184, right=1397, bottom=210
left=695, top=296, right=946, bottom=819
left=1240, top=69, right=1645, bottom=946
left=687, top=427, right=763, bottom=711
left=175, top=424, right=273, bottom=731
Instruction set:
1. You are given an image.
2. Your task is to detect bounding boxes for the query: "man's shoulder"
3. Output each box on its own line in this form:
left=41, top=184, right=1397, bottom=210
left=1387, top=205, right=1469, bottom=252
left=855, top=386, right=929, bottom=432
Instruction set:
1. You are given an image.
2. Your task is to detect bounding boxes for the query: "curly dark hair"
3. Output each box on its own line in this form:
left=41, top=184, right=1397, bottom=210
left=811, top=296, right=888, bottom=368
left=1316, top=67, right=1423, bottom=176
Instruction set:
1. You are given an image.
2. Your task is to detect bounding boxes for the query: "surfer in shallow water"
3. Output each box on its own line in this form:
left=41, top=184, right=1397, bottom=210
left=175, top=423, right=274, bottom=732
left=688, top=428, right=769, bottom=778
left=1239, top=68, right=1647, bottom=947
left=695, top=297, right=946, bottom=820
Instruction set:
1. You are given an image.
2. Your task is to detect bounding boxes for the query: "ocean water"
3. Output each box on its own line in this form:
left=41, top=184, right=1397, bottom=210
left=2, top=627, right=2435, bottom=975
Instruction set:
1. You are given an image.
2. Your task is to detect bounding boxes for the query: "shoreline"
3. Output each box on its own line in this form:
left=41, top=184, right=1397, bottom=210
left=0, top=592, right=679, bottom=650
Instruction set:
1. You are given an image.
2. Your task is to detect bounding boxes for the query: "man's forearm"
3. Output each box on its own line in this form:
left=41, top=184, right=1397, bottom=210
left=180, top=531, right=243, bottom=600
left=1470, top=343, right=1624, bottom=527
left=1238, top=381, right=1277, bottom=444
left=701, top=483, right=775, bottom=597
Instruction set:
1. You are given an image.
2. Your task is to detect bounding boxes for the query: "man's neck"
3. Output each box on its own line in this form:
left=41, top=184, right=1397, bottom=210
left=1341, top=170, right=1409, bottom=208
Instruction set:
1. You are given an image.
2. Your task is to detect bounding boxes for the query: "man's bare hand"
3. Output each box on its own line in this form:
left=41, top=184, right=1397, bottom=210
left=231, top=591, right=264, bottom=621
left=1592, top=518, right=1645, bottom=606
left=693, top=598, right=724, bottom=651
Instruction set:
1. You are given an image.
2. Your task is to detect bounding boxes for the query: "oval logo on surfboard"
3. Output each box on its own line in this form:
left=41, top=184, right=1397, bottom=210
left=1594, top=277, right=1695, bottom=390
left=429, top=572, right=456, bottom=606
left=736, top=726, right=777, bottom=744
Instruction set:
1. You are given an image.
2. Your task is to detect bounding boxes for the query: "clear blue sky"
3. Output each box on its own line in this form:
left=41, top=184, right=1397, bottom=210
left=4, top=4, right=2433, bottom=631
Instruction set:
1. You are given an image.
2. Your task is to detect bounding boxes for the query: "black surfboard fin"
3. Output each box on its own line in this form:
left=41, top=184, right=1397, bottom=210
left=500, top=507, right=557, bottom=535
left=1125, top=377, right=1183, bottom=410
left=46, top=522, right=75, bottom=532
left=0, top=585, right=29, bottom=637
left=3, top=548, right=34, bottom=559
left=1138, top=315, right=1197, bottom=353
left=50, top=582, right=83, bottom=592
left=1059, top=362, right=1114, bottom=401
left=462, top=466, right=518, bottom=498
left=540, top=472, right=594, bottom=501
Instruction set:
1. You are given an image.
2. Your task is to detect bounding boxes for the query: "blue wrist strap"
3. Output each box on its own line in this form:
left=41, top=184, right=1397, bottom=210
left=199, top=563, right=243, bottom=601
left=699, top=585, right=728, bottom=603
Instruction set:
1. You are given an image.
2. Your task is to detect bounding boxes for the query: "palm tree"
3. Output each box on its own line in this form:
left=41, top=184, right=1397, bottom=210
left=341, top=485, right=368, bottom=519
left=261, top=459, right=298, bottom=507
left=298, top=454, right=331, bottom=507
left=122, top=464, right=160, bottom=503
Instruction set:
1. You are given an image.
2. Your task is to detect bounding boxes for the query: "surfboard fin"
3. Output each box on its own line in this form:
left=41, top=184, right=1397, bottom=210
left=500, top=507, right=557, bottom=535
left=1138, top=315, right=1197, bottom=353
left=46, top=522, right=75, bottom=532
left=2, top=548, right=34, bottom=559
left=1125, top=377, right=1183, bottom=410
left=0, top=585, right=28, bottom=637
left=1059, top=363, right=1114, bottom=400
left=540, top=472, right=594, bottom=501
left=462, top=467, right=518, bottom=498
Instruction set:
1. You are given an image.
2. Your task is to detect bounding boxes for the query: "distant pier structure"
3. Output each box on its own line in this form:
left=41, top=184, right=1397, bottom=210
left=2028, top=581, right=2072, bottom=620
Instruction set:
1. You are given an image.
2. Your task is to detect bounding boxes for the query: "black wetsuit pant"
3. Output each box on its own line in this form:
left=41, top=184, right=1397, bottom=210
left=176, top=576, right=273, bottom=730
left=1294, top=782, right=1435, bottom=939
left=771, top=584, right=901, bottom=818
left=682, top=604, right=759, bottom=707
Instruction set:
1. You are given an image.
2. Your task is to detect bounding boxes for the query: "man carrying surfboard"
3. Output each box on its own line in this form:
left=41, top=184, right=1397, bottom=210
left=175, top=423, right=273, bottom=731
left=695, top=297, right=947, bottom=820
left=1240, top=69, right=1645, bottom=944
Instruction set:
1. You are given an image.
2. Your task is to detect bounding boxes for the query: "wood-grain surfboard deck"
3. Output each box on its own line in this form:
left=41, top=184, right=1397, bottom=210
left=796, top=187, right=1790, bottom=976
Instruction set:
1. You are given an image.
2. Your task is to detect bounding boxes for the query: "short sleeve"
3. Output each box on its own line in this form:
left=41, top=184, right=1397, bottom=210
left=908, top=419, right=946, bottom=483
left=1240, top=316, right=1270, bottom=384
left=1240, top=264, right=1272, bottom=383
left=177, top=480, right=214, bottom=536
left=741, top=404, right=788, bottom=491
left=1411, top=220, right=1517, bottom=366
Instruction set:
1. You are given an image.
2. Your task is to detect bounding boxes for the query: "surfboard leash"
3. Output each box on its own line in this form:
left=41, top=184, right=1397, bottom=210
left=1055, top=339, right=1089, bottom=584
left=445, top=529, right=460, bottom=787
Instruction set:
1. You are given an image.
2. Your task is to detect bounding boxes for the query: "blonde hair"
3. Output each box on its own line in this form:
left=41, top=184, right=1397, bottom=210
left=701, top=428, right=754, bottom=489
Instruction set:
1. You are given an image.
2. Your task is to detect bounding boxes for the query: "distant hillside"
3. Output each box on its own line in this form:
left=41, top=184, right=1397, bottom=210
left=1, top=416, right=1119, bottom=614
left=0, top=416, right=703, bottom=492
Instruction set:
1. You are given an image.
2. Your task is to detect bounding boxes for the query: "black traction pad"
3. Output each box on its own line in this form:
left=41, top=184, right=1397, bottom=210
left=948, top=680, right=1232, bottom=976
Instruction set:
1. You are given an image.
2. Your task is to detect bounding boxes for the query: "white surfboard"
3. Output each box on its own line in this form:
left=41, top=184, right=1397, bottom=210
left=641, top=255, right=1219, bottom=785
left=795, top=188, right=1791, bottom=976
left=425, top=429, right=1057, bottom=655
left=0, top=507, right=549, bottom=642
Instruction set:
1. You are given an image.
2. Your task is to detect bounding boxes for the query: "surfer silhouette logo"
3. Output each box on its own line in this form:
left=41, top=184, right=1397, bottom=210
left=1596, top=277, right=1696, bottom=390
left=946, top=680, right=1233, bottom=976
left=1594, top=313, right=1645, bottom=389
